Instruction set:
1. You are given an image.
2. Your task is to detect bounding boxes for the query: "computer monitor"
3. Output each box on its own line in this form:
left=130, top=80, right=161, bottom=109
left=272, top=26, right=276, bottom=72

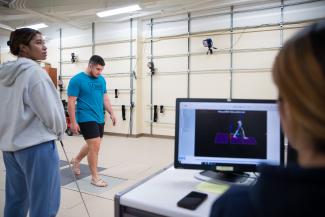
left=174, top=98, right=284, bottom=183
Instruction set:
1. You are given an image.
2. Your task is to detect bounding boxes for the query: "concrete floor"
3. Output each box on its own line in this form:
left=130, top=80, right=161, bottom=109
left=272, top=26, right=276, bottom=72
left=0, top=135, right=174, bottom=217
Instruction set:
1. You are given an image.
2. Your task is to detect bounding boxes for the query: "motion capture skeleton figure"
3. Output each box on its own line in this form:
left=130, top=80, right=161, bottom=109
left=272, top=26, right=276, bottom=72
left=233, top=120, right=248, bottom=139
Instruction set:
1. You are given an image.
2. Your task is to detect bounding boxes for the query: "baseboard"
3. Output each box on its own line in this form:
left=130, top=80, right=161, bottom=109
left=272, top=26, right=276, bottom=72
left=103, top=132, right=140, bottom=138
left=103, top=132, right=174, bottom=139
left=141, top=134, right=174, bottom=139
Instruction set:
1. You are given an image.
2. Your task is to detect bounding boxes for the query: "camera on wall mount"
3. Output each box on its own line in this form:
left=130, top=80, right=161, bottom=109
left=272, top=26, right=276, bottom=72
left=147, top=61, right=156, bottom=75
left=71, top=52, right=78, bottom=63
left=203, top=38, right=217, bottom=55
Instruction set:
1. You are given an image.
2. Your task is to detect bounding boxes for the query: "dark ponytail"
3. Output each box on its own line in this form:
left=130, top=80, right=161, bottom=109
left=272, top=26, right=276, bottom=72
left=7, top=28, right=41, bottom=56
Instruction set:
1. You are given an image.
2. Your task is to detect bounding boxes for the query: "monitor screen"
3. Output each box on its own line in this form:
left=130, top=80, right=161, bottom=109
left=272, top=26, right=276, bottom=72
left=174, top=98, right=284, bottom=173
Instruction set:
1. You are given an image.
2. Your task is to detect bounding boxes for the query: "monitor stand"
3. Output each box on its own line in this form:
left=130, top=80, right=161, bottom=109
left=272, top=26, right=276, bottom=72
left=194, top=170, right=250, bottom=185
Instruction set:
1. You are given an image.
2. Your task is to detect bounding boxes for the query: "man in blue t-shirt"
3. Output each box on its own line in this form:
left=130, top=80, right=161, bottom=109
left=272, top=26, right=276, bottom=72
left=67, top=55, right=116, bottom=187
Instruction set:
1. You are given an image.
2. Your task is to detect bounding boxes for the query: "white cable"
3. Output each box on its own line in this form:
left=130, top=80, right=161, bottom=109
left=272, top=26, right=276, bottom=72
left=59, top=140, right=91, bottom=217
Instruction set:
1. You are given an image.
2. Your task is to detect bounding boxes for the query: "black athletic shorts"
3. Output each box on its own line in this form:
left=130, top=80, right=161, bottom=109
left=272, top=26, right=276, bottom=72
left=78, top=121, right=105, bottom=140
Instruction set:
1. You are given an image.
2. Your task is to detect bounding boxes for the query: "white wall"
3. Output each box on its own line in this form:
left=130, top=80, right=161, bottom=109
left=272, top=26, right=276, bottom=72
left=1, top=0, right=324, bottom=137
left=0, top=46, right=15, bottom=63
left=58, top=21, right=138, bottom=135
left=140, top=0, right=325, bottom=136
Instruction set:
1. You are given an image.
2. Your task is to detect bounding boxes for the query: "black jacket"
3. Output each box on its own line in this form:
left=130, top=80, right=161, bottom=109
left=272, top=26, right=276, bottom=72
left=209, top=165, right=325, bottom=217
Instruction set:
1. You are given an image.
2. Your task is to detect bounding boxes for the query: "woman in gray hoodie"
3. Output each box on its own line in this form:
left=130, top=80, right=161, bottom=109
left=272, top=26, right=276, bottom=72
left=0, top=28, right=66, bottom=217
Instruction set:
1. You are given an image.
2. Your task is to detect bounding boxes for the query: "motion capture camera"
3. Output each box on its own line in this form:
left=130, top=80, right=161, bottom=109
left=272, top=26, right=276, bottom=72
left=147, top=61, right=155, bottom=75
left=203, top=38, right=217, bottom=55
left=71, top=53, right=78, bottom=63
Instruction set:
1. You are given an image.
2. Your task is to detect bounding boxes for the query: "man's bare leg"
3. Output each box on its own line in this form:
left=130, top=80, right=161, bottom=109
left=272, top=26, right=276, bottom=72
left=71, top=144, right=88, bottom=175
left=86, top=137, right=107, bottom=186
left=75, top=144, right=88, bottom=162
left=75, top=138, right=102, bottom=162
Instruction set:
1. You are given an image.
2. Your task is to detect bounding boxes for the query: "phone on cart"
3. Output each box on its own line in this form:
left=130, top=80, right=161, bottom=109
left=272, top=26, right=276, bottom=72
left=177, top=191, right=208, bottom=210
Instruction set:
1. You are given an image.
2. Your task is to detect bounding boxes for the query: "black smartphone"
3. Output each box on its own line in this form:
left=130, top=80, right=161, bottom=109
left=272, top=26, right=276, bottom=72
left=177, top=191, right=208, bottom=210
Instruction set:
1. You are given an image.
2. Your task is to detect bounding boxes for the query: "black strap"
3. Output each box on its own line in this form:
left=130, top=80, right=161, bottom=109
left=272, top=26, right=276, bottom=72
left=122, top=105, right=126, bottom=120
left=115, top=89, right=118, bottom=98
left=153, top=105, right=158, bottom=122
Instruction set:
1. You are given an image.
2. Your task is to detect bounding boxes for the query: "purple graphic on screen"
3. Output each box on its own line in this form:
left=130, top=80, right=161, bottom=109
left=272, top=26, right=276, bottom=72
left=233, top=120, right=247, bottom=139
left=214, top=133, right=257, bottom=145
left=231, top=136, right=257, bottom=145
left=214, top=120, right=257, bottom=145
left=214, top=133, right=229, bottom=144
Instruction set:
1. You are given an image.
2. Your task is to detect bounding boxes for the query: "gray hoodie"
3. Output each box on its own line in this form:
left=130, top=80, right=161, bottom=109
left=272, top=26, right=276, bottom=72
left=0, top=57, right=66, bottom=151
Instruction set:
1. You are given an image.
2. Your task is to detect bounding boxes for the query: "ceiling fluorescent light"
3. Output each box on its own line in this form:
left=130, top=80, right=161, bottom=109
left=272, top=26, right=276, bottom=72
left=97, top=4, right=141, bottom=18
left=21, top=23, right=48, bottom=30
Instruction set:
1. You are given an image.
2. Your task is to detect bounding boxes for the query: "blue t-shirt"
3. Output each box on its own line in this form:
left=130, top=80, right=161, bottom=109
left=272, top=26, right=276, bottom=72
left=67, top=72, right=107, bottom=124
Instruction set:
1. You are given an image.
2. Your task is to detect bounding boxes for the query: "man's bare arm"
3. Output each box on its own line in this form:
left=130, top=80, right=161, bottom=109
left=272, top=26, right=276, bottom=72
left=104, top=93, right=117, bottom=126
left=68, top=96, right=80, bottom=133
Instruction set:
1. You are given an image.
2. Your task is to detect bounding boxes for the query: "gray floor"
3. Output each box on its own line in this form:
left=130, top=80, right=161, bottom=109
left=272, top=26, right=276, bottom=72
left=0, top=135, right=174, bottom=217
